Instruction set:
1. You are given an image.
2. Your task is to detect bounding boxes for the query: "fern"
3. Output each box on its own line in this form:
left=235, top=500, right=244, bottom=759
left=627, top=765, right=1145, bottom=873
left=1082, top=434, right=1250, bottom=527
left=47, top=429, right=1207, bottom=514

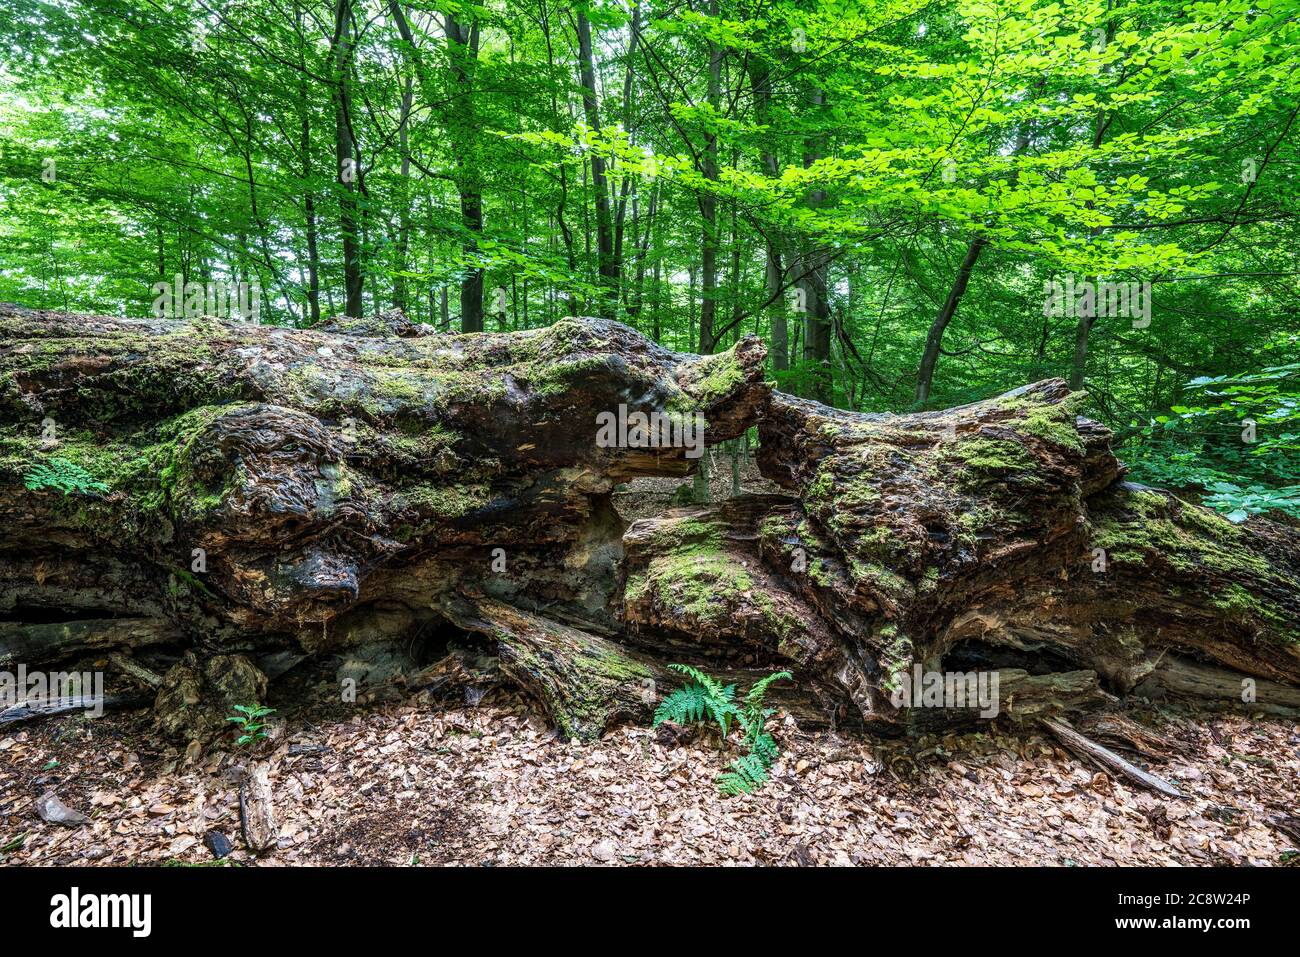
left=653, top=682, right=712, bottom=726
left=750, top=730, right=779, bottom=766
left=654, top=663, right=742, bottom=738
left=745, top=670, right=793, bottom=711
left=740, top=670, right=791, bottom=748
left=23, top=459, right=109, bottom=497
left=654, top=663, right=792, bottom=797
left=717, top=752, right=772, bottom=796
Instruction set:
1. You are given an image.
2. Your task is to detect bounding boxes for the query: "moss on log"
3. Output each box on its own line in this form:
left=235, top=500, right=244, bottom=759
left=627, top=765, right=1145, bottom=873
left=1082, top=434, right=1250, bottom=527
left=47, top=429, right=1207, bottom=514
left=1, top=302, right=1296, bottom=741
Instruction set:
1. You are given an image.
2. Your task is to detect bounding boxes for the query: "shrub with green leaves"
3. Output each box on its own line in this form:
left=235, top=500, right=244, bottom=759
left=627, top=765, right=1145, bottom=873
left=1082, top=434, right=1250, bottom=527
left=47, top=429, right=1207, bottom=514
left=226, top=704, right=275, bottom=747
left=23, top=458, right=109, bottom=496
left=1125, top=355, right=1300, bottom=523
left=653, top=664, right=792, bottom=796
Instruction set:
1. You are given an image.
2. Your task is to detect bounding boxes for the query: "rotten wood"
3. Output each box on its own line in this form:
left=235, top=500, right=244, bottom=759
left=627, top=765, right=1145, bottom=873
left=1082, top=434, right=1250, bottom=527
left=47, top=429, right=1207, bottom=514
left=108, top=652, right=163, bottom=689
left=1041, top=716, right=1184, bottom=800
left=238, top=761, right=277, bottom=853
left=0, top=693, right=149, bottom=725
left=0, top=303, right=1296, bottom=742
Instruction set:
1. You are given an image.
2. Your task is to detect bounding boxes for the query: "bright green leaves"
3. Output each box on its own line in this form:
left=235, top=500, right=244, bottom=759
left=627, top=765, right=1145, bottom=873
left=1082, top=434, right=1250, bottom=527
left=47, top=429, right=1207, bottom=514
left=653, top=664, right=793, bottom=797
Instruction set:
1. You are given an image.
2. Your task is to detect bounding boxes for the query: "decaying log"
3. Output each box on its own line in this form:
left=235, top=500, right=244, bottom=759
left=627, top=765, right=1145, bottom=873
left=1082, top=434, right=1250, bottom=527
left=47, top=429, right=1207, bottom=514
left=0, top=617, right=179, bottom=668
left=1, top=302, right=1297, bottom=742
left=443, top=594, right=840, bottom=738
left=1137, top=655, right=1300, bottom=716
left=1073, top=712, right=1178, bottom=761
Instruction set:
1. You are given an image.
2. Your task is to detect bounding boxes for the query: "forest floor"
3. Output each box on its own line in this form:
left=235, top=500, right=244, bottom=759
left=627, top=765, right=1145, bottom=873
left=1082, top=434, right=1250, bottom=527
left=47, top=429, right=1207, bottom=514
left=3, top=670, right=1298, bottom=867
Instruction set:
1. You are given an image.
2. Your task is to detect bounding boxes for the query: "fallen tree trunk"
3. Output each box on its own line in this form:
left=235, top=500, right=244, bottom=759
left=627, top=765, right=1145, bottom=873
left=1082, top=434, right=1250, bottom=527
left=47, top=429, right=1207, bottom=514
left=1, top=302, right=1296, bottom=741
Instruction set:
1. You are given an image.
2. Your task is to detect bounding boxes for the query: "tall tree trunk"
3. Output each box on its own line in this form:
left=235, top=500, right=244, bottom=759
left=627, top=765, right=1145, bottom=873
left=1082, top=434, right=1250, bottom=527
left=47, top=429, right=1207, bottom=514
left=913, top=236, right=988, bottom=406
left=296, top=5, right=321, bottom=327
left=799, top=88, right=831, bottom=403
left=392, top=73, right=414, bottom=312
left=611, top=2, right=641, bottom=310
left=446, top=12, right=483, bottom=332
left=386, top=1, right=478, bottom=327
left=1069, top=29, right=1118, bottom=391
left=1069, top=313, right=1095, bottom=390
left=576, top=11, right=617, bottom=318
left=535, top=0, right=578, bottom=314
left=913, top=126, right=1031, bottom=405
left=749, top=60, right=788, bottom=371
left=333, top=0, right=363, bottom=319
left=697, top=0, right=723, bottom=354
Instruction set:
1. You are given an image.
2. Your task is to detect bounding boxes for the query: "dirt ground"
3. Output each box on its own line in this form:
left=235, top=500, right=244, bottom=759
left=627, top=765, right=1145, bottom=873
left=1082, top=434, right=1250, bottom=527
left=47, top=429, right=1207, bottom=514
left=3, top=672, right=1297, bottom=866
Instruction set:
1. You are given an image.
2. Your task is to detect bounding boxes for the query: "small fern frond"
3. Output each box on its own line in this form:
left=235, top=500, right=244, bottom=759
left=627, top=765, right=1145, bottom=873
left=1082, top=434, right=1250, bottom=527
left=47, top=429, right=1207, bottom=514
left=703, top=697, right=743, bottom=738
left=653, top=684, right=710, bottom=726
left=23, top=459, right=109, bottom=497
left=745, top=670, right=792, bottom=709
left=716, top=752, right=771, bottom=796
left=751, top=731, right=779, bottom=766
left=667, top=663, right=727, bottom=701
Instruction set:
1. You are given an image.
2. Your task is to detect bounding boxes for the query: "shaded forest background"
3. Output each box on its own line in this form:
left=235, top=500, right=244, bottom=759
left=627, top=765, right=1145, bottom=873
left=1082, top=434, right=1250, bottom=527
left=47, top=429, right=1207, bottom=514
left=0, top=0, right=1297, bottom=516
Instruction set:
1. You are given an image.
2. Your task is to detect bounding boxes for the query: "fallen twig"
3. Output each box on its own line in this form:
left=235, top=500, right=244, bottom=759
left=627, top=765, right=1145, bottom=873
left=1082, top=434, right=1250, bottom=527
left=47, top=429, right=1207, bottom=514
left=0, top=694, right=149, bottom=725
left=108, top=653, right=164, bottom=689
left=1041, top=716, right=1184, bottom=800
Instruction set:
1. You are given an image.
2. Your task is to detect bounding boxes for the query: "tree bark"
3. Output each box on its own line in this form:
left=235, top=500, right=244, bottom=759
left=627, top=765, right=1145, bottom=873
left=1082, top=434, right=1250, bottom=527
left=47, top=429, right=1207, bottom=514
left=799, top=88, right=832, bottom=403
left=696, top=1, right=723, bottom=355
left=913, top=235, right=987, bottom=406
left=749, top=60, right=788, bottom=372
left=576, top=10, right=617, bottom=318
left=332, top=0, right=364, bottom=319
left=2, top=303, right=1296, bottom=743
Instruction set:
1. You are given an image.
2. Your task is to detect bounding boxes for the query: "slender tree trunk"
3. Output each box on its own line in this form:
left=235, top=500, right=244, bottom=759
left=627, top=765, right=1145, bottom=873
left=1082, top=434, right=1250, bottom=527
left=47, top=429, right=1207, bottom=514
left=749, top=60, right=788, bottom=371
left=913, top=236, right=988, bottom=406
left=1070, top=314, right=1096, bottom=391
left=576, top=11, right=617, bottom=317
left=611, top=2, right=641, bottom=309
left=295, top=5, right=321, bottom=326
left=1069, top=27, right=1117, bottom=391
left=913, top=126, right=1031, bottom=405
left=697, top=1, right=723, bottom=354
left=392, top=73, right=414, bottom=312
left=651, top=217, right=663, bottom=343
left=333, top=0, right=363, bottom=319
left=799, top=88, right=831, bottom=403
left=446, top=12, right=483, bottom=332
left=631, top=181, right=658, bottom=324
